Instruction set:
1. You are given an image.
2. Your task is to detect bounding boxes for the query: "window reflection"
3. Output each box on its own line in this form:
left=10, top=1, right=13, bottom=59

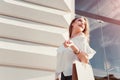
left=88, top=18, right=120, bottom=80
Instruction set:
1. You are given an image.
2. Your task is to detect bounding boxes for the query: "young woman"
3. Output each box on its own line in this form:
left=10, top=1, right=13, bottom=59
left=55, top=17, right=96, bottom=80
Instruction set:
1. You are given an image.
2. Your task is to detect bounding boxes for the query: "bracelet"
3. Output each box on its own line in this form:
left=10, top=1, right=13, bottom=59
left=74, top=50, right=80, bottom=55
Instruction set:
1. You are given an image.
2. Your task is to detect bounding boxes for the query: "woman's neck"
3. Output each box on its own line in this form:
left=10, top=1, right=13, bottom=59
left=71, top=31, right=83, bottom=38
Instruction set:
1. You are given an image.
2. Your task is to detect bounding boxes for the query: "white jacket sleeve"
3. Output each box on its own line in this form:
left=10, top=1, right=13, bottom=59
left=55, top=45, right=65, bottom=79
left=86, top=42, right=96, bottom=59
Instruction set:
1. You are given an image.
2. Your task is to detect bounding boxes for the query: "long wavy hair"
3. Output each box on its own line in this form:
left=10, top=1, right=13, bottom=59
left=69, top=17, right=90, bottom=42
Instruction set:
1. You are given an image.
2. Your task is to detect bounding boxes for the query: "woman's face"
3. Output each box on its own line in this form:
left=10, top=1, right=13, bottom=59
left=72, top=18, right=86, bottom=33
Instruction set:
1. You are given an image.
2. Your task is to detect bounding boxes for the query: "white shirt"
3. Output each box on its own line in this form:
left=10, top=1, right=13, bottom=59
left=55, top=34, right=96, bottom=79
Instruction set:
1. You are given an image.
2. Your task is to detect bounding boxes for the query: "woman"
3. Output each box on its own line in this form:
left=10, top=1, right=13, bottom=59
left=55, top=17, right=96, bottom=80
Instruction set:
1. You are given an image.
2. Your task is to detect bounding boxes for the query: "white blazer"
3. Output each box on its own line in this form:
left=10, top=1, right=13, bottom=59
left=55, top=34, right=96, bottom=79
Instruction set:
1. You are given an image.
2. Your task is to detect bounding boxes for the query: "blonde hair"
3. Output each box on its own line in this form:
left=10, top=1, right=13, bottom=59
left=69, top=16, right=90, bottom=42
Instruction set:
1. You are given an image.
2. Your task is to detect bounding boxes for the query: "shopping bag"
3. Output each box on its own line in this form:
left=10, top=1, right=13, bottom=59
left=72, top=60, right=95, bottom=80
left=72, top=63, right=78, bottom=80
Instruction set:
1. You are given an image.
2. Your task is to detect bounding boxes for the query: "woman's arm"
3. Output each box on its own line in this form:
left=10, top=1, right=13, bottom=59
left=64, top=40, right=89, bottom=63
left=70, top=44, right=89, bottom=63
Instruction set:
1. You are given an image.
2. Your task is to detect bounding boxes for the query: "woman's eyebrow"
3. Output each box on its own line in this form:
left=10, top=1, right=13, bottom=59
left=78, top=19, right=82, bottom=22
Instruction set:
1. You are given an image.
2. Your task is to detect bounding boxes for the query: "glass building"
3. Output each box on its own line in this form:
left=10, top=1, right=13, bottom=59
left=76, top=0, right=120, bottom=80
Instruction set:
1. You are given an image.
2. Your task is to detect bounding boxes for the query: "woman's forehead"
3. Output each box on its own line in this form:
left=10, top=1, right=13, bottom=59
left=76, top=17, right=85, bottom=22
left=77, top=17, right=84, bottom=20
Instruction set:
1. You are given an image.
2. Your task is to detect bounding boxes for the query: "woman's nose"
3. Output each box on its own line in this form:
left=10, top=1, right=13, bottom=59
left=80, top=22, right=84, bottom=25
left=81, top=22, right=83, bottom=24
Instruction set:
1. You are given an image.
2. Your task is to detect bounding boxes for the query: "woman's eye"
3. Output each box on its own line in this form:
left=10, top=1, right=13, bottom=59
left=78, top=20, right=82, bottom=22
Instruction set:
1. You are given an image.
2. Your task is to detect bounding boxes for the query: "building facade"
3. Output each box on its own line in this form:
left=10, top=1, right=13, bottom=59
left=0, top=0, right=75, bottom=80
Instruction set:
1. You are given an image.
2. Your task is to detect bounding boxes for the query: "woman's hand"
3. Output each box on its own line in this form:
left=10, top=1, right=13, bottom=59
left=63, top=40, right=74, bottom=48
left=63, top=40, right=89, bottom=64
left=77, top=52, right=89, bottom=64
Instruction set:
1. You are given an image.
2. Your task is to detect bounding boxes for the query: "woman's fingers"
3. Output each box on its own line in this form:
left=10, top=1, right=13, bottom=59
left=63, top=40, right=74, bottom=47
left=80, top=58, right=88, bottom=63
left=63, top=40, right=68, bottom=47
left=77, top=53, right=89, bottom=63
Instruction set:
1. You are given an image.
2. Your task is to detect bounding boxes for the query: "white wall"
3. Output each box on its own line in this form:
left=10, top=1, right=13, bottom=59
left=0, top=66, right=55, bottom=80
left=0, top=0, right=74, bottom=80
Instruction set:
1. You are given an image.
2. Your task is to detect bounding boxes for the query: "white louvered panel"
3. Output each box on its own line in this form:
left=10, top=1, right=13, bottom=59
left=26, top=74, right=55, bottom=80
left=0, top=0, right=72, bottom=28
left=0, top=17, right=67, bottom=46
left=0, top=0, right=74, bottom=79
left=24, top=0, right=74, bottom=12
left=0, top=38, right=56, bottom=70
